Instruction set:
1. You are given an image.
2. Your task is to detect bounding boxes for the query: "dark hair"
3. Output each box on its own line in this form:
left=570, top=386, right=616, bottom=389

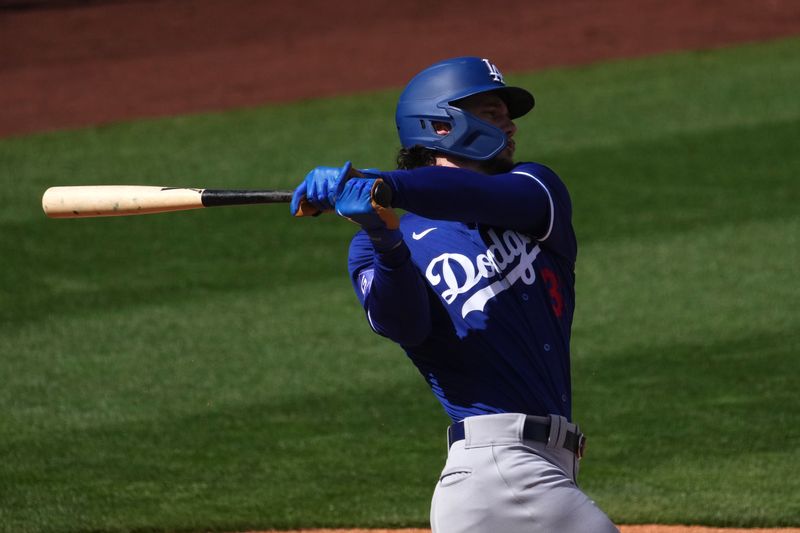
left=396, top=144, right=515, bottom=174
left=396, top=145, right=437, bottom=170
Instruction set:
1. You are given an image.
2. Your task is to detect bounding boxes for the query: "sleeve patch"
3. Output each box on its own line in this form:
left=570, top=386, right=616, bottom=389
left=358, top=268, right=375, bottom=297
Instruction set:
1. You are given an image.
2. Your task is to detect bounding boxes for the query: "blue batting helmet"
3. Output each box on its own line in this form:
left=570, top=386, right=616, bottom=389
left=395, top=57, right=534, bottom=160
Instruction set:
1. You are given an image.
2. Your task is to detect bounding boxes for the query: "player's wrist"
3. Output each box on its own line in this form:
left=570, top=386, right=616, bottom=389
left=366, top=227, right=404, bottom=253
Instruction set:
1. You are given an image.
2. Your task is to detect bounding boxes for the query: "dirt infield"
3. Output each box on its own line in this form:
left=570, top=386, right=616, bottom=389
left=248, top=525, right=800, bottom=533
left=2, top=0, right=800, bottom=137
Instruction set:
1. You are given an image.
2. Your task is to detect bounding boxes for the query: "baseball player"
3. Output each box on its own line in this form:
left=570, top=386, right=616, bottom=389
left=291, top=56, right=618, bottom=533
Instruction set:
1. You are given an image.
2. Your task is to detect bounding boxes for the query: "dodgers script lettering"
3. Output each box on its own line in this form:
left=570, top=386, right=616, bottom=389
left=425, top=228, right=541, bottom=318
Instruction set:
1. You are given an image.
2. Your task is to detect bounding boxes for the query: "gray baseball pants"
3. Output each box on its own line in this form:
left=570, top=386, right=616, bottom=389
left=430, top=413, right=619, bottom=533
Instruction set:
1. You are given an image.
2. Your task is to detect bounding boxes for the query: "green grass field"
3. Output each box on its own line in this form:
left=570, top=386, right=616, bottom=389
left=1, top=37, right=799, bottom=532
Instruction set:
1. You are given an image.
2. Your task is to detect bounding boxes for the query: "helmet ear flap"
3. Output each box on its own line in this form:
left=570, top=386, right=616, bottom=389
left=395, top=106, right=507, bottom=161
left=437, top=106, right=507, bottom=161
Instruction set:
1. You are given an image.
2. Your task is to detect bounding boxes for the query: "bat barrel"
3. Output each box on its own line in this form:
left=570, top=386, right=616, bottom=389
left=42, top=186, right=206, bottom=218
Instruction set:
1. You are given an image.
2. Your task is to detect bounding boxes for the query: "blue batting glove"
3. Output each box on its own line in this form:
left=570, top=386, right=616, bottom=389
left=331, top=167, right=381, bottom=198
left=336, top=178, right=401, bottom=251
left=290, top=161, right=353, bottom=216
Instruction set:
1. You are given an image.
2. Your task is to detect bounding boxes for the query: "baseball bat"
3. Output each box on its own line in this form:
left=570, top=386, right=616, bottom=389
left=41, top=186, right=294, bottom=218
left=41, top=182, right=392, bottom=218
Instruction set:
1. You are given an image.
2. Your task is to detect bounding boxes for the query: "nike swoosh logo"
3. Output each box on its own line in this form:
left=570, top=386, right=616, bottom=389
left=412, top=227, right=437, bottom=240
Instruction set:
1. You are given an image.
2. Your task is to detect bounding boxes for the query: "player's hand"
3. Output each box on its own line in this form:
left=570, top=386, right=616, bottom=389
left=291, top=161, right=356, bottom=217
left=335, top=178, right=401, bottom=251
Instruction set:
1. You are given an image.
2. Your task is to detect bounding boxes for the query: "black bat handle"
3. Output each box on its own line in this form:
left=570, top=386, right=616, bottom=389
left=200, top=181, right=391, bottom=209
left=200, top=189, right=294, bottom=207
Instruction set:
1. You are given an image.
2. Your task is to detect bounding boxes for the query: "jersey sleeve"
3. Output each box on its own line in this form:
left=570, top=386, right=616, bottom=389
left=379, top=162, right=576, bottom=261
left=347, top=230, right=432, bottom=346
left=510, top=162, right=577, bottom=262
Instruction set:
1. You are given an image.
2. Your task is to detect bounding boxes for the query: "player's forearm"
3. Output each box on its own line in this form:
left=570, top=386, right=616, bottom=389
left=380, top=167, right=550, bottom=233
left=369, top=242, right=432, bottom=346
left=352, top=240, right=432, bottom=346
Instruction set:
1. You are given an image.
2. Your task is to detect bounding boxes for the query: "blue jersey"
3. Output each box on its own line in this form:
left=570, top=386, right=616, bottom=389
left=347, top=162, right=577, bottom=422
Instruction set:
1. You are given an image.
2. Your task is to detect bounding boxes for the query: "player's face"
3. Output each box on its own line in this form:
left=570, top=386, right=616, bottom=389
left=456, top=92, right=518, bottom=172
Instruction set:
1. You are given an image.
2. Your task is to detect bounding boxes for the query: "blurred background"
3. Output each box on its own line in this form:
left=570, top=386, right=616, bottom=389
left=1, top=1, right=799, bottom=532
left=2, top=0, right=800, bottom=137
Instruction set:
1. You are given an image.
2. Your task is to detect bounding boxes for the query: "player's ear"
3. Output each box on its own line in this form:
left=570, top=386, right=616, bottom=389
left=431, top=121, right=452, bottom=136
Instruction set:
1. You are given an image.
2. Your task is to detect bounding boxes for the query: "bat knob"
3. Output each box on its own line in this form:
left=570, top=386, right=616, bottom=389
left=371, top=179, right=392, bottom=208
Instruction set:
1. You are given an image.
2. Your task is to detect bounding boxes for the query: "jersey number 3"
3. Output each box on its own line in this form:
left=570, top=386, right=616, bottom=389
left=540, top=268, right=564, bottom=318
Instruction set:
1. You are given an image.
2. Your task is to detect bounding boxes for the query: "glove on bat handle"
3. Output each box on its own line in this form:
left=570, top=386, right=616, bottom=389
left=294, top=176, right=392, bottom=217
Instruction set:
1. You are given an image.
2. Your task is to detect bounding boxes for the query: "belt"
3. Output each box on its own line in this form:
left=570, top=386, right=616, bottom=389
left=447, top=416, right=587, bottom=458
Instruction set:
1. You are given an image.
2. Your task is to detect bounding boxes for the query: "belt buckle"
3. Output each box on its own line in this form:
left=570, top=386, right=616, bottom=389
left=577, top=433, right=587, bottom=459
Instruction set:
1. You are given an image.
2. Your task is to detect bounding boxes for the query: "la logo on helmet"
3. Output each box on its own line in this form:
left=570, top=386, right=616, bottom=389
left=482, top=59, right=504, bottom=83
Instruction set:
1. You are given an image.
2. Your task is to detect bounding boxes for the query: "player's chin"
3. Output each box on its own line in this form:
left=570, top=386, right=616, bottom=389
left=483, top=151, right=516, bottom=174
